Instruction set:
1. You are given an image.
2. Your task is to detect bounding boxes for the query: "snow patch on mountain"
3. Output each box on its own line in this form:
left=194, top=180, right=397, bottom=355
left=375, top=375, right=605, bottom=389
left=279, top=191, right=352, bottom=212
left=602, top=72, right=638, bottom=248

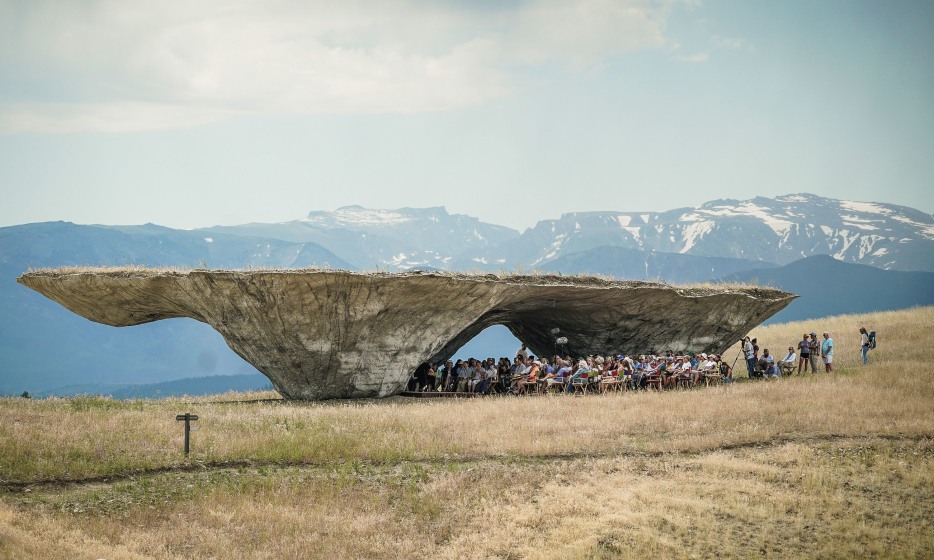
left=622, top=226, right=642, bottom=240
left=680, top=221, right=714, bottom=253
left=532, top=233, right=570, bottom=266
left=683, top=201, right=793, bottom=236
left=857, top=235, right=885, bottom=260
left=890, top=215, right=934, bottom=240
left=302, top=206, right=412, bottom=227
left=840, top=200, right=889, bottom=215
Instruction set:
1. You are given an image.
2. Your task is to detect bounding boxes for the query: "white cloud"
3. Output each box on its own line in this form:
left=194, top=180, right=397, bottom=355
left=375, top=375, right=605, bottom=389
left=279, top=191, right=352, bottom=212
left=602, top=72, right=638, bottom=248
left=1, top=0, right=685, bottom=133
left=0, top=102, right=232, bottom=134
left=509, top=0, right=670, bottom=66
left=674, top=52, right=709, bottom=63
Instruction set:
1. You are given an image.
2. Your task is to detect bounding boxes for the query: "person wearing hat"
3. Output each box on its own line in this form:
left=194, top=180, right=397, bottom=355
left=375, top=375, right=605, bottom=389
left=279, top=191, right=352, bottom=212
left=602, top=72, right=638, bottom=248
left=760, top=349, right=779, bottom=378
left=781, top=346, right=796, bottom=375
left=808, top=332, right=821, bottom=373
left=797, top=333, right=811, bottom=374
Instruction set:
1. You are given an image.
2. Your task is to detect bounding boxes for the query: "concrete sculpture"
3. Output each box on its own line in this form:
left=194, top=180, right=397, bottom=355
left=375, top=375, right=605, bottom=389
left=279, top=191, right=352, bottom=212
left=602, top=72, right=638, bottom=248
left=18, top=268, right=796, bottom=399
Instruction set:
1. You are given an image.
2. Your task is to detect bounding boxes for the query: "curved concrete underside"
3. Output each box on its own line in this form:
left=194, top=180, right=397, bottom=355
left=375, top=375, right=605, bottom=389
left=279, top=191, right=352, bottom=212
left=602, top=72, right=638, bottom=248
left=18, top=269, right=796, bottom=400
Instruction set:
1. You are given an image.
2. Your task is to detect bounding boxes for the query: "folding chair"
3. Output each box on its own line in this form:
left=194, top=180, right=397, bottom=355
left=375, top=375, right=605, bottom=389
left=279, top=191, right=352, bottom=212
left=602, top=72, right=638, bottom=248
left=571, top=374, right=589, bottom=395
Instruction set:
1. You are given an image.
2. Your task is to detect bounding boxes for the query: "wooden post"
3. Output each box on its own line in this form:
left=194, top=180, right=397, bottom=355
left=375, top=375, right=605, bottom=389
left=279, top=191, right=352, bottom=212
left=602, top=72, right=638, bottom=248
left=175, top=413, right=199, bottom=457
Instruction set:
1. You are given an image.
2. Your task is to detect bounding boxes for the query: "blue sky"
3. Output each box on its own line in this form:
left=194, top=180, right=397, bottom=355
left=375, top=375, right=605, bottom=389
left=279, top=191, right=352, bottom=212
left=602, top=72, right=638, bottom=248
left=1, top=0, right=931, bottom=231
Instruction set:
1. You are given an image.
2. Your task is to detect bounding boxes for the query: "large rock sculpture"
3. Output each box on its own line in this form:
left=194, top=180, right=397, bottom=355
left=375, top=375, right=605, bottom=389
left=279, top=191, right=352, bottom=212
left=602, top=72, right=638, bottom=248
left=18, top=268, right=796, bottom=400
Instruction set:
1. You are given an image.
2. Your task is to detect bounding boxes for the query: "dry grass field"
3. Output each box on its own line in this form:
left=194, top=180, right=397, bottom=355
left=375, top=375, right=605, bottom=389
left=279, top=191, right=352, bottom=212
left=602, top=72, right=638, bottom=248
left=1, top=306, right=933, bottom=559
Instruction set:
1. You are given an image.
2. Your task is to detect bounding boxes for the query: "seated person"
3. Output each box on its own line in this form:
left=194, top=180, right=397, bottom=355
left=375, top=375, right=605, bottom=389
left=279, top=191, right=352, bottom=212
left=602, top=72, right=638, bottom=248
left=780, top=347, right=796, bottom=374
left=716, top=356, right=732, bottom=382
left=674, top=356, right=693, bottom=386
left=518, top=359, right=540, bottom=394
left=658, top=359, right=675, bottom=389
left=540, top=357, right=559, bottom=389
left=760, top=349, right=780, bottom=378
left=566, top=360, right=590, bottom=392
left=599, top=357, right=619, bottom=392
left=692, top=354, right=716, bottom=385
left=474, top=360, right=497, bottom=393
left=618, top=356, right=634, bottom=388
left=455, top=359, right=475, bottom=392
left=628, top=356, right=644, bottom=388
left=509, top=356, right=530, bottom=393
left=553, top=359, right=571, bottom=386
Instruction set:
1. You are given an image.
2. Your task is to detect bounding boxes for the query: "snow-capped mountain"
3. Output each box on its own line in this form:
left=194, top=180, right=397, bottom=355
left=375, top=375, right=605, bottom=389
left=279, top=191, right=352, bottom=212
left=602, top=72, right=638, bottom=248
left=202, top=205, right=519, bottom=270
left=460, top=194, right=933, bottom=272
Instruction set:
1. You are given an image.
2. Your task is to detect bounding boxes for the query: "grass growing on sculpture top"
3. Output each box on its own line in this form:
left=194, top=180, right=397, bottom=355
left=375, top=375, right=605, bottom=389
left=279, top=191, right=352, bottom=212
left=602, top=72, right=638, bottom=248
left=1, top=307, right=933, bottom=558
left=22, top=265, right=771, bottom=292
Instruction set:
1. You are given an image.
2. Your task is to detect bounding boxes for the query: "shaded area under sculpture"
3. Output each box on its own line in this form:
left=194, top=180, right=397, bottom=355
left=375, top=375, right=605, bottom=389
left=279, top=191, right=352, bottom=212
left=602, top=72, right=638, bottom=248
left=18, top=269, right=796, bottom=400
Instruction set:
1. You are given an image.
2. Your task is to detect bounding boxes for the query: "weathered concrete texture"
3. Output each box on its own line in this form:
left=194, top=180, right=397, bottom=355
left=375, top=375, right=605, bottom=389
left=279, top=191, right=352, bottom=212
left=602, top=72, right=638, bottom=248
left=18, top=269, right=796, bottom=400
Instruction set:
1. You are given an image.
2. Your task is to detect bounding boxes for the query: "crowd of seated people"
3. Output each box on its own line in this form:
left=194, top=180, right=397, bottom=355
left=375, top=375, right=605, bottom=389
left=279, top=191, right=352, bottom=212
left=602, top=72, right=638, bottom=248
left=408, top=344, right=735, bottom=395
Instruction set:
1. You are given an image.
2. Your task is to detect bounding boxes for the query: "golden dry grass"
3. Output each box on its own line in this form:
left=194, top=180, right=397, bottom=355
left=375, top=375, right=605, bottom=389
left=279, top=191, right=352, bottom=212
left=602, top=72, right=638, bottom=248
left=1, top=306, right=933, bottom=559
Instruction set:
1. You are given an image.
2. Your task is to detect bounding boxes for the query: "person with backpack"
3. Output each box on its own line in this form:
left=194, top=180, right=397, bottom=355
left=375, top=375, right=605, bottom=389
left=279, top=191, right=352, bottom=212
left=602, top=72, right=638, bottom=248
left=859, top=327, right=871, bottom=365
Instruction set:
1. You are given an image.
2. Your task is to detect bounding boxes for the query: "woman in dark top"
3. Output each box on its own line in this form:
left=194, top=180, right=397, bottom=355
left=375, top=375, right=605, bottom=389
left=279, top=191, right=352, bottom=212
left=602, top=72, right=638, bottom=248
left=797, top=334, right=811, bottom=374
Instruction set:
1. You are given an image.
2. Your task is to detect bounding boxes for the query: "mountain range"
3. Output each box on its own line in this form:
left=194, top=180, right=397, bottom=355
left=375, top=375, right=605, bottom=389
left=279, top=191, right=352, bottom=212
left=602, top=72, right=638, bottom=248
left=200, top=194, right=934, bottom=274
left=2, top=193, right=932, bottom=396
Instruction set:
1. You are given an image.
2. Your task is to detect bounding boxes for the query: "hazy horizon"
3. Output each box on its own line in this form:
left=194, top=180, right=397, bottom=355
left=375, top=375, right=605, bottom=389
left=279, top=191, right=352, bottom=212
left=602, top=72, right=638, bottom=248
left=4, top=191, right=932, bottom=234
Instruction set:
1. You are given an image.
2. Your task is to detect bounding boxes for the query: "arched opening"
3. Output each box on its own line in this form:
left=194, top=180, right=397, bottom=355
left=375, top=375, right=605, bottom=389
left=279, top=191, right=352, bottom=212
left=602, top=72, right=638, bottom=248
left=405, top=324, right=525, bottom=394
left=450, top=325, right=522, bottom=364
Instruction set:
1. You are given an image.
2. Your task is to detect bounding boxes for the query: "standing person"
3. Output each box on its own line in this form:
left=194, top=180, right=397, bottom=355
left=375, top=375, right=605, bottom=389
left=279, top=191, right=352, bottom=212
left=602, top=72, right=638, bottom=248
left=797, top=334, right=811, bottom=374
left=413, top=362, right=431, bottom=392
left=425, top=363, right=437, bottom=392
left=450, top=360, right=464, bottom=391
left=743, top=337, right=756, bottom=378
left=821, top=332, right=834, bottom=373
left=859, top=327, right=870, bottom=365
left=808, top=332, right=820, bottom=373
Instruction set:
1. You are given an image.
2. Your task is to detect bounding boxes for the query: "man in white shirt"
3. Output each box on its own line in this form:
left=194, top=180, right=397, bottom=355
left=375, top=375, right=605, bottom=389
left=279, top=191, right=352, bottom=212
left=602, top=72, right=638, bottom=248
left=822, top=332, right=834, bottom=372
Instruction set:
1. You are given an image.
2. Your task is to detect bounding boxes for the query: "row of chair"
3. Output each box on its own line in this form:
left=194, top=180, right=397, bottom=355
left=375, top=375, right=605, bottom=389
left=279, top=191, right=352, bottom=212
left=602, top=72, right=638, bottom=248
left=514, top=367, right=726, bottom=395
